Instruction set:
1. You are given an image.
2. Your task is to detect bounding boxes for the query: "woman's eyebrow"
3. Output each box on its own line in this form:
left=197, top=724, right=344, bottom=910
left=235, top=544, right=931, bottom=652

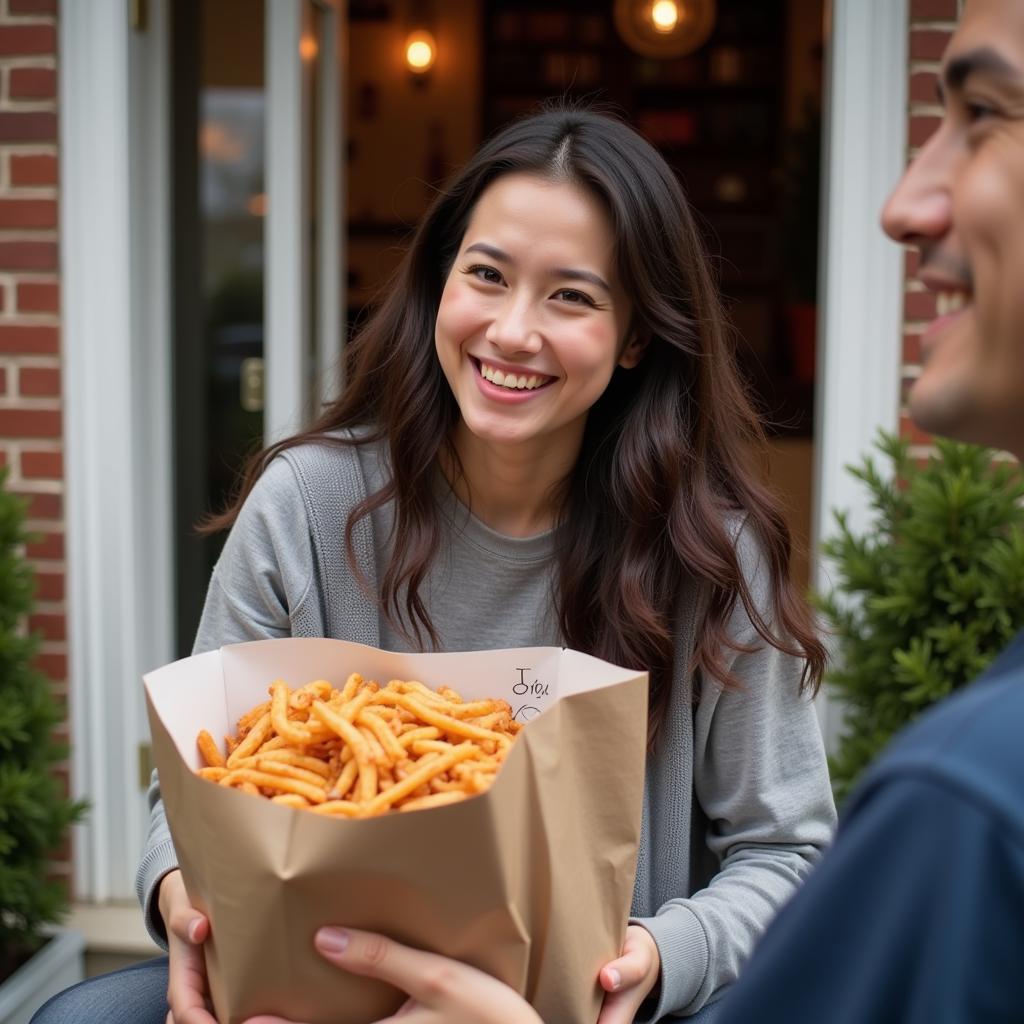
left=463, top=242, right=611, bottom=293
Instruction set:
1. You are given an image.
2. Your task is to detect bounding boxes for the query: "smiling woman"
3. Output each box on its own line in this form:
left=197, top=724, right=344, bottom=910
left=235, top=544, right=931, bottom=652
left=33, top=105, right=836, bottom=1024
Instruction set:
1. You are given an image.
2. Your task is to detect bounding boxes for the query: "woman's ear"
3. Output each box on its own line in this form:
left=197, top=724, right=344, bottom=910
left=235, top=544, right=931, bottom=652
left=618, top=334, right=649, bottom=370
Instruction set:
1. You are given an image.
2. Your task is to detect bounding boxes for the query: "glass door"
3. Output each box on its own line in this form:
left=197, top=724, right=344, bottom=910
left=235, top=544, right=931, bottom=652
left=171, top=0, right=342, bottom=656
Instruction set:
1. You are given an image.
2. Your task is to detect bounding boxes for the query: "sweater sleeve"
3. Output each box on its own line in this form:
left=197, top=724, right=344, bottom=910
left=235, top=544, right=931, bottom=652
left=631, top=527, right=837, bottom=1019
left=135, top=456, right=319, bottom=948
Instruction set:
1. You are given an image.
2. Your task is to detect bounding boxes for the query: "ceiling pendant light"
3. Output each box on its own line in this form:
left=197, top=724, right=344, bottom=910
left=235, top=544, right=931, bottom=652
left=614, top=0, right=717, bottom=59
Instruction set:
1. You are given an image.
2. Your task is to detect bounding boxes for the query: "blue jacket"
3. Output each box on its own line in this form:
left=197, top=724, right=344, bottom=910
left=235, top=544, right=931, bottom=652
left=717, top=630, right=1024, bottom=1023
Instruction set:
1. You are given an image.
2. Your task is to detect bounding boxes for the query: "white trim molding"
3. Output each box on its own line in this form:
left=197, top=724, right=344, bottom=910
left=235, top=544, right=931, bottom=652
left=61, top=0, right=174, bottom=902
left=317, top=1, right=345, bottom=403
left=814, top=0, right=908, bottom=747
left=265, top=2, right=311, bottom=440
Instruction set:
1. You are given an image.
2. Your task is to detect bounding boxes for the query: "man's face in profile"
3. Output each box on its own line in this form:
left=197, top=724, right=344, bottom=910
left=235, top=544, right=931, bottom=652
left=882, top=0, right=1024, bottom=458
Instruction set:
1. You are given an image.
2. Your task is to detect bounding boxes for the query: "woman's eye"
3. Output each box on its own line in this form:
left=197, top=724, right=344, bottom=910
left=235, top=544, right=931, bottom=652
left=554, top=288, right=594, bottom=306
left=465, top=265, right=503, bottom=285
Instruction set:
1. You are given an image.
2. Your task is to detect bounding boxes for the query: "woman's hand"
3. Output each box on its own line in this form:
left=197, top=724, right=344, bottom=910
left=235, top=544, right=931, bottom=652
left=596, top=925, right=661, bottom=1024
left=159, top=869, right=216, bottom=1024
left=243, top=927, right=543, bottom=1024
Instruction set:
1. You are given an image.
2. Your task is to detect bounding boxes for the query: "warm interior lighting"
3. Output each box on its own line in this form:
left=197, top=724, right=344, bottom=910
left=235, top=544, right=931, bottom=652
left=651, top=0, right=680, bottom=33
left=405, top=30, right=436, bottom=73
left=299, top=34, right=318, bottom=61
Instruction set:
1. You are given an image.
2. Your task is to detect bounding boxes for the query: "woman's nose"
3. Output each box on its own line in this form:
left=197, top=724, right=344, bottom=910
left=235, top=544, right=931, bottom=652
left=486, top=297, right=541, bottom=353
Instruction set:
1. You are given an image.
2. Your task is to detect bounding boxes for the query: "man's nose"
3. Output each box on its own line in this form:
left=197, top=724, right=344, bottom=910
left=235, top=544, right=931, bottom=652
left=881, top=125, right=954, bottom=245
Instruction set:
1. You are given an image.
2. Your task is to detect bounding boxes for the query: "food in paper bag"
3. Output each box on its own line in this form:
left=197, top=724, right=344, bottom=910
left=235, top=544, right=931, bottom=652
left=194, top=674, right=523, bottom=815
left=144, top=638, right=648, bottom=1024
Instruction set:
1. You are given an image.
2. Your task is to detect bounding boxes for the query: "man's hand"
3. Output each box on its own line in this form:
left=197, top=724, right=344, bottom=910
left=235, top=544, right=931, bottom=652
left=242, top=927, right=543, bottom=1024
left=159, top=869, right=216, bottom=1024
left=596, top=925, right=661, bottom=1024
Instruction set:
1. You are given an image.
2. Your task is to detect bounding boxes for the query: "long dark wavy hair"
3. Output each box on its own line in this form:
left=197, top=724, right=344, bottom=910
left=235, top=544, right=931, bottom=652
left=207, top=105, right=826, bottom=744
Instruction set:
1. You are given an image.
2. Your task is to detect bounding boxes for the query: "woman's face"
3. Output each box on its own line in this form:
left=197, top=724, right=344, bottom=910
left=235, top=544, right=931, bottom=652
left=435, top=173, right=638, bottom=466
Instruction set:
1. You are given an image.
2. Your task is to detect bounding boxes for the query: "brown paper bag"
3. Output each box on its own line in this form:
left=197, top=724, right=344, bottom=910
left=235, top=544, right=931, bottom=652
left=144, top=638, right=647, bottom=1024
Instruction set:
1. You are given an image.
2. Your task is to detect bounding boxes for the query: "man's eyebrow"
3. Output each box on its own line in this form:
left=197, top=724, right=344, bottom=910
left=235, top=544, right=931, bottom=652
left=463, top=241, right=612, bottom=292
left=940, top=46, right=1021, bottom=99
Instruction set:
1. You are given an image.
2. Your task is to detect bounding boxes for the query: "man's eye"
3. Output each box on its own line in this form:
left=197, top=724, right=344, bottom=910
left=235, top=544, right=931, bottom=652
left=965, top=100, right=998, bottom=123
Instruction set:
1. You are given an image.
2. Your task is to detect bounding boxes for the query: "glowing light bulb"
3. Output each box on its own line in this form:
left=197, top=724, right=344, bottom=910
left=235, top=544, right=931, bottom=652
left=651, top=0, right=680, bottom=33
left=405, top=30, right=436, bottom=73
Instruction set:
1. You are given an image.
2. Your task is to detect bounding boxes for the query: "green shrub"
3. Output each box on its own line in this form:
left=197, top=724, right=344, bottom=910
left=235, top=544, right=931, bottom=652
left=0, top=467, right=87, bottom=979
left=817, top=432, right=1024, bottom=805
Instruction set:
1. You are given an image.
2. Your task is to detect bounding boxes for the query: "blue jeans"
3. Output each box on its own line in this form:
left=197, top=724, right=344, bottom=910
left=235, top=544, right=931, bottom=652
left=30, top=956, right=169, bottom=1024
left=30, top=956, right=723, bottom=1023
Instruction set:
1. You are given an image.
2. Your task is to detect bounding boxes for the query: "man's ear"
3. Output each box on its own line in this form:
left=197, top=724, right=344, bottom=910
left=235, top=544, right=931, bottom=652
left=618, top=334, right=649, bottom=369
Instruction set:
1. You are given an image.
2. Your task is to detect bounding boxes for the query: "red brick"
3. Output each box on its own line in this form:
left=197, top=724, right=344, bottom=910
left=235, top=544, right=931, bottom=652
left=34, top=651, right=67, bottom=680
left=0, top=241, right=58, bottom=272
left=903, top=331, right=923, bottom=364
left=910, top=29, right=953, bottom=61
left=0, top=324, right=59, bottom=353
left=9, top=67, right=57, bottom=100
left=26, top=530, right=63, bottom=559
left=0, top=25, right=56, bottom=57
left=9, top=153, right=57, bottom=186
left=16, top=280, right=58, bottom=313
left=33, top=571, right=64, bottom=601
left=0, top=367, right=6, bottom=395
left=904, top=291, right=937, bottom=320
left=909, top=115, right=942, bottom=147
left=910, top=0, right=958, bottom=18
left=18, top=365, right=60, bottom=395
left=0, top=198, right=57, bottom=229
left=0, top=408, right=62, bottom=437
left=900, top=413, right=932, bottom=446
left=20, top=448, right=62, bottom=477
left=28, top=612, right=65, bottom=641
left=21, top=490, right=61, bottom=518
left=9, top=0, right=57, bottom=11
left=909, top=71, right=939, bottom=105
left=0, top=111, right=57, bottom=142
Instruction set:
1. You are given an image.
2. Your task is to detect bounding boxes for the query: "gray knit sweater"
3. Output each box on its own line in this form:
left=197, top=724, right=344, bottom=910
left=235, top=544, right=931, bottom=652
left=137, top=437, right=836, bottom=1020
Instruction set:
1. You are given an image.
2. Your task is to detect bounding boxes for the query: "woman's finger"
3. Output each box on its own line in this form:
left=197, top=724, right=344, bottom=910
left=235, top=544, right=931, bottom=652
left=595, top=986, right=646, bottom=1024
left=314, top=928, right=542, bottom=1024
left=599, top=944, right=648, bottom=992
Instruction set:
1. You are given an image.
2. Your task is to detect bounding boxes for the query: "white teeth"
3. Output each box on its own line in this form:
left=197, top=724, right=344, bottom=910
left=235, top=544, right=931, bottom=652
left=936, top=291, right=969, bottom=316
left=478, top=361, right=550, bottom=390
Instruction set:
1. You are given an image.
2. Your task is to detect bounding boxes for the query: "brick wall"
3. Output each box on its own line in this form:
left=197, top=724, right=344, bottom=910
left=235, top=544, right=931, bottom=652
left=0, top=0, right=69, bottom=884
left=900, top=0, right=961, bottom=453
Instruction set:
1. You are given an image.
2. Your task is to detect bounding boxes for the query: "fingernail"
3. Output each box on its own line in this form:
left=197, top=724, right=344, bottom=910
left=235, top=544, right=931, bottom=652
left=316, top=927, right=350, bottom=954
left=607, top=968, right=621, bottom=991
left=187, top=918, right=203, bottom=943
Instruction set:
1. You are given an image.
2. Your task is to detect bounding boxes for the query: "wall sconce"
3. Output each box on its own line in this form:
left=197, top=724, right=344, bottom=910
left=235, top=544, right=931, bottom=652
left=614, top=0, right=717, bottom=58
left=404, top=28, right=436, bottom=74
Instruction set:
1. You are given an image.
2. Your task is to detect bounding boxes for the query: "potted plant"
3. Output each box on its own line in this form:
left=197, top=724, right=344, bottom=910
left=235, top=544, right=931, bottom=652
left=0, top=466, right=88, bottom=1023
left=817, top=433, right=1024, bottom=805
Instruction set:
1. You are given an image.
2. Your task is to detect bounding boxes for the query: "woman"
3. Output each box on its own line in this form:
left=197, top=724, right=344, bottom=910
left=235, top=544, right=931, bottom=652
left=33, top=105, right=834, bottom=1024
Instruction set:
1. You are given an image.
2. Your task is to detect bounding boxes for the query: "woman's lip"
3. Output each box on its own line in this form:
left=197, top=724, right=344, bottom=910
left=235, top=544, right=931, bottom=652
left=470, top=355, right=554, bottom=381
left=470, top=357, right=556, bottom=403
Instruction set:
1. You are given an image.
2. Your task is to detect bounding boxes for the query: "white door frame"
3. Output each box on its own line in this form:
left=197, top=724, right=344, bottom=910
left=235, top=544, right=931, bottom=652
left=61, top=0, right=174, bottom=903
left=62, top=0, right=344, bottom=905
left=813, top=0, right=908, bottom=747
